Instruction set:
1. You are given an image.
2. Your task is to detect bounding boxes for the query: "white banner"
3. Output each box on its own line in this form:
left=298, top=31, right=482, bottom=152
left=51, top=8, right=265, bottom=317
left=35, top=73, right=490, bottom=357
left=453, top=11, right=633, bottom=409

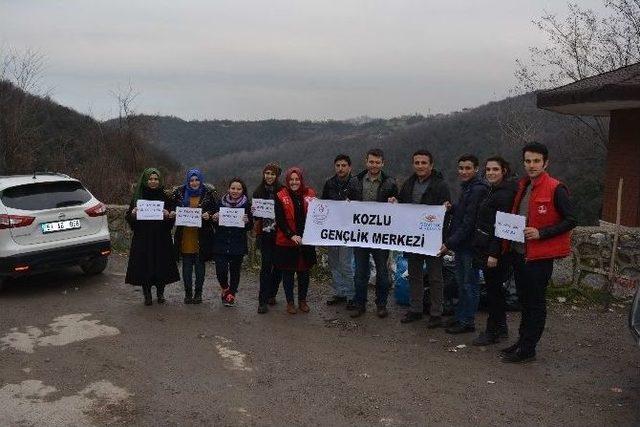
left=494, top=211, right=526, bottom=243
left=175, top=206, right=202, bottom=228
left=219, top=207, right=246, bottom=228
left=252, top=198, right=275, bottom=219
left=302, top=199, right=446, bottom=256
left=136, top=199, right=164, bottom=220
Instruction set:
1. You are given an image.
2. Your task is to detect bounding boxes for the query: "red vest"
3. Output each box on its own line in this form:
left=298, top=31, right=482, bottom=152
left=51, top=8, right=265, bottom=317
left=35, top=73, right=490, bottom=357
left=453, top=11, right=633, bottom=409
left=512, top=172, right=571, bottom=261
left=275, top=187, right=316, bottom=247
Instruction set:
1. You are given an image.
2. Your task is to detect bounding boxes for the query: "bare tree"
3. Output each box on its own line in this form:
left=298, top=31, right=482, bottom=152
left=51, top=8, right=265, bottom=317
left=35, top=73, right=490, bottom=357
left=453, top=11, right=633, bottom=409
left=0, top=47, right=48, bottom=174
left=504, top=0, right=640, bottom=147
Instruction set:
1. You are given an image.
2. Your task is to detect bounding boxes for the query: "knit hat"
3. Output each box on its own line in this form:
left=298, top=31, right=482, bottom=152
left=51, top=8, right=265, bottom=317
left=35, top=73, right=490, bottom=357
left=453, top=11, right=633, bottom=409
left=263, top=162, right=282, bottom=177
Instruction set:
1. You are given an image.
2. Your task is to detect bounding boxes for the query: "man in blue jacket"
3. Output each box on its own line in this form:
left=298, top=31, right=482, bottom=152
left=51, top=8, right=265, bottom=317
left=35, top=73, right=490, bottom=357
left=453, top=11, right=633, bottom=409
left=439, top=154, right=488, bottom=334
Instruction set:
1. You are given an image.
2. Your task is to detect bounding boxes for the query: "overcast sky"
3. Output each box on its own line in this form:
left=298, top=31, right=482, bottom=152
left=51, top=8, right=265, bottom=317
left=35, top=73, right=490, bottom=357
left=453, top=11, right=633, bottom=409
left=0, top=0, right=606, bottom=121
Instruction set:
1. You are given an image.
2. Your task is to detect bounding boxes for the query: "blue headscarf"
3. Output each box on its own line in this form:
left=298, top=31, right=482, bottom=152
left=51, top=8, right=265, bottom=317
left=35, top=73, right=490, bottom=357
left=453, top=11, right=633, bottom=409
left=182, top=168, right=205, bottom=207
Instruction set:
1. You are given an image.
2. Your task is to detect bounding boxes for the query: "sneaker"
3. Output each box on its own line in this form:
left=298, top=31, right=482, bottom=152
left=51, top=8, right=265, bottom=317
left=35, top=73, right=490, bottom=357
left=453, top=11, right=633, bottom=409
left=501, top=351, right=536, bottom=364
left=223, top=292, right=236, bottom=307
left=376, top=306, right=388, bottom=319
left=346, top=300, right=357, bottom=311
left=426, top=316, right=443, bottom=329
left=257, top=304, right=268, bottom=314
left=267, top=297, right=277, bottom=306
left=445, top=324, right=476, bottom=334
left=220, top=286, right=230, bottom=302
left=326, top=295, right=347, bottom=306
left=184, top=296, right=193, bottom=304
left=193, top=295, right=203, bottom=304
left=400, top=311, right=423, bottom=324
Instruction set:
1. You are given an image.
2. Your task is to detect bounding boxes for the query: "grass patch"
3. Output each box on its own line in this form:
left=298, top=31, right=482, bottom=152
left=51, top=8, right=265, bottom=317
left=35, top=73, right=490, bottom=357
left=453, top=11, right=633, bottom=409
left=547, top=285, right=622, bottom=306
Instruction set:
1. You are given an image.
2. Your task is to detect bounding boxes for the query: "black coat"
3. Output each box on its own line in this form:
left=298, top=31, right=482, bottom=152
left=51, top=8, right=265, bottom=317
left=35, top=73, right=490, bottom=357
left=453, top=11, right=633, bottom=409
left=171, top=184, right=217, bottom=261
left=354, top=170, right=398, bottom=202
left=321, top=174, right=361, bottom=201
left=212, top=199, right=253, bottom=256
left=473, top=179, right=518, bottom=260
left=445, top=176, right=489, bottom=251
left=397, top=170, right=450, bottom=205
left=125, top=188, right=180, bottom=287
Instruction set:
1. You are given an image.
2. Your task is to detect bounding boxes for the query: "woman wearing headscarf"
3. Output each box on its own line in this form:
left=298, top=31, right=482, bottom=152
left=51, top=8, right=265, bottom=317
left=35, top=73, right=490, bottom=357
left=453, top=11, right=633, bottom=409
left=274, top=167, right=317, bottom=314
left=125, top=168, right=180, bottom=305
left=171, top=168, right=217, bottom=304
left=252, top=162, right=283, bottom=314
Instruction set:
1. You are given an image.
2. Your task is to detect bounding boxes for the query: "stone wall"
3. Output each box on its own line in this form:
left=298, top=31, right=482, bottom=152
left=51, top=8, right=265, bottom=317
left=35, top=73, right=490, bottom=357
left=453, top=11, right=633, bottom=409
left=553, top=225, right=640, bottom=297
left=106, top=205, right=639, bottom=296
left=107, top=205, right=132, bottom=251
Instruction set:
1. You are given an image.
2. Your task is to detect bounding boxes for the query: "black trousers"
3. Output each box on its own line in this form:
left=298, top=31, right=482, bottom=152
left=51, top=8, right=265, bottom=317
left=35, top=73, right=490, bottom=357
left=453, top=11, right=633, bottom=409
left=258, top=233, right=282, bottom=304
left=482, top=262, right=508, bottom=333
left=512, top=253, right=554, bottom=355
left=215, top=254, right=243, bottom=295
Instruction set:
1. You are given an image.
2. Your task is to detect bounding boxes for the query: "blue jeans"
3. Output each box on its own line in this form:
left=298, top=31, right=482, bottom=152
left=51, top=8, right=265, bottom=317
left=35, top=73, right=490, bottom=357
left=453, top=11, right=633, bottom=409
left=353, top=248, right=390, bottom=308
left=327, top=246, right=355, bottom=299
left=454, top=249, right=480, bottom=327
left=182, top=253, right=205, bottom=296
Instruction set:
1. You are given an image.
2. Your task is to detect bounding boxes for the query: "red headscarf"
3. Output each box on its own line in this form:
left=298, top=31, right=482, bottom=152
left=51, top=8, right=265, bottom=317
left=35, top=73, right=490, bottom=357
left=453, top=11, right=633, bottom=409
left=284, top=166, right=306, bottom=196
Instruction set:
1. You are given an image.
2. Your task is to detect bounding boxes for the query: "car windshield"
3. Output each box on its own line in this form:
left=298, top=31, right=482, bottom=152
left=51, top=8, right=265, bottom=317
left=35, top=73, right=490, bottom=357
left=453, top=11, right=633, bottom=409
left=1, top=181, right=92, bottom=210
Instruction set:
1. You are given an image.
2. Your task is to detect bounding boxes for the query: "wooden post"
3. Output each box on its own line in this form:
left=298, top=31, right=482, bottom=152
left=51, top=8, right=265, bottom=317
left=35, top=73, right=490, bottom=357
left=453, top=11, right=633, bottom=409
left=604, top=178, right=623, bottom=310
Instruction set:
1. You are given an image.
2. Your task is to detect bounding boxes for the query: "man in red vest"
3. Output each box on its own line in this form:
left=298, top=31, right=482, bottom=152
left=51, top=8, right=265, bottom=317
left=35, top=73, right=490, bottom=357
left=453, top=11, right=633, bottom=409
left=502, top=142, right=576, bottom=363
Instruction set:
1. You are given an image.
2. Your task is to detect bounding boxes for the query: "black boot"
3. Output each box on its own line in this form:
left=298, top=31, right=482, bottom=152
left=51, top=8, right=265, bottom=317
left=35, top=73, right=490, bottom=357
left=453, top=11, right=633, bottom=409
left=193, top=289, right=203, bottom=304
left=156, top=285, right=166, bottom=304
left=142, top=285, right=153, bottom=306
left=184, top=285, right=193, bottom=304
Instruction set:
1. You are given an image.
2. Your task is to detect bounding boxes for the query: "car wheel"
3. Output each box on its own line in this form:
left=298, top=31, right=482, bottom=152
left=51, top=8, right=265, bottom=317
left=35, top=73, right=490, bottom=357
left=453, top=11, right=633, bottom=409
left=81, top=256, right=108, bottom=275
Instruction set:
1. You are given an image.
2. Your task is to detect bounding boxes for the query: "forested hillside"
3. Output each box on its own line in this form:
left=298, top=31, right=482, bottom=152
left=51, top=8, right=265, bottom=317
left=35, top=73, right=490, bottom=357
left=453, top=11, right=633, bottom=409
left=145, top=94, right=606, bottom=224
left=0, top=80, right=180, bottom=203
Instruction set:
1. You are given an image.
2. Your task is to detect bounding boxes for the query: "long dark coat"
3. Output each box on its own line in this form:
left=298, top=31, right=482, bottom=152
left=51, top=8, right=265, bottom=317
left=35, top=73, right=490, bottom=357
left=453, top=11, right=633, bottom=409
left=212, top=198, right=254, bottom=256
left=125, top=188, right=180, bottom=286
left=171, top=184, right=217, bottom=261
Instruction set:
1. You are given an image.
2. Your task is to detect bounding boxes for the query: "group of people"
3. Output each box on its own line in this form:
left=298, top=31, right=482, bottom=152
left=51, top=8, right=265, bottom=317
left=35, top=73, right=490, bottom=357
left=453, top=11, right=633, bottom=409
left=124, top=141, right=576, bottom=364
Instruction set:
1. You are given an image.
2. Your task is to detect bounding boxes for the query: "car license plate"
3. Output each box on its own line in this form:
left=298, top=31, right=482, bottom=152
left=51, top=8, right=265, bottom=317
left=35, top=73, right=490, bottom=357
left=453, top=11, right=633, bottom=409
left=41, top=219, right=82, bottom=234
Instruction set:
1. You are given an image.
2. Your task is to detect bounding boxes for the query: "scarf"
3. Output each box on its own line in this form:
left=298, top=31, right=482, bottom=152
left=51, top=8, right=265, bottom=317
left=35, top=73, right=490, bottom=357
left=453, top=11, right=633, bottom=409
left=284, top=166, right=306, bottom=197
left=182, top=168, right=205, bottom=207
left=221, top=193, right=248, bottom=208
left=133, top=168, right=164, bottom=203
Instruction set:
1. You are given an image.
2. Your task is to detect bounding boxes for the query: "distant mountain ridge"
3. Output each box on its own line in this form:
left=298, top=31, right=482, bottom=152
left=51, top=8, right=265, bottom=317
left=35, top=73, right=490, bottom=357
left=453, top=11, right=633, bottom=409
left=142, top=94, right=605, bottom=224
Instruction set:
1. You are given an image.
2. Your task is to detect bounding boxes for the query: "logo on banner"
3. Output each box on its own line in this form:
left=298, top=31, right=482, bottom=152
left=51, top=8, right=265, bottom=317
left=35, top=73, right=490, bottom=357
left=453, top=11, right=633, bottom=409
left=312, top=202, right=329, bottom=225
left=418, top=212, right=442, bottom=231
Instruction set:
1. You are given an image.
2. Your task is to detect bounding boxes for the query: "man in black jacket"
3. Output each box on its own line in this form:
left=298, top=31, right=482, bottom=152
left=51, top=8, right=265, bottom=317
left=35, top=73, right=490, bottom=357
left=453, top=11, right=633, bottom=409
left=390, top=150, right=451, bottom=328
left=439, top=154, right=488, bottom=334
left=321, top=154, right=361, bottom=309
left=351, top=148, right=398, bottom=319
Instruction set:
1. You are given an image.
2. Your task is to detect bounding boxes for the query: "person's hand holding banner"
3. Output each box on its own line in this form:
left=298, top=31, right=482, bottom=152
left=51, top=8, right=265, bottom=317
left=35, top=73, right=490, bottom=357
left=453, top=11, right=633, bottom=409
left=302, top=199, right=445, bottom=256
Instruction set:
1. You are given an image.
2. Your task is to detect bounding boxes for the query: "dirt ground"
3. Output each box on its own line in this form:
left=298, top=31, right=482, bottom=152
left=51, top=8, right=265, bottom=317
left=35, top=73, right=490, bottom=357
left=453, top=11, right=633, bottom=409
left=1, top=252, right=638, bottom=426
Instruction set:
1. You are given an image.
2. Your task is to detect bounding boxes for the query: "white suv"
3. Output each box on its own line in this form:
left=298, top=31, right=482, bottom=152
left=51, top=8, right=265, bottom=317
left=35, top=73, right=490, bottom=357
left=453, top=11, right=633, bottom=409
left=0, top=173, right=111, bottom=291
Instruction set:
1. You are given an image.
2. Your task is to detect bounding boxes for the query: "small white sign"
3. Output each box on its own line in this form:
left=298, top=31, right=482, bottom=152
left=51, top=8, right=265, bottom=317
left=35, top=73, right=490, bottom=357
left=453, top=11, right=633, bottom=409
left=136, top=199, right=164, bottom=220
left=252, top=198, right=275, bottom=219
left=219, top=207, right=246, bottom=228
left=175, top=206, right=202, bottom=228
left=495, top=211, right=526, bottom=243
